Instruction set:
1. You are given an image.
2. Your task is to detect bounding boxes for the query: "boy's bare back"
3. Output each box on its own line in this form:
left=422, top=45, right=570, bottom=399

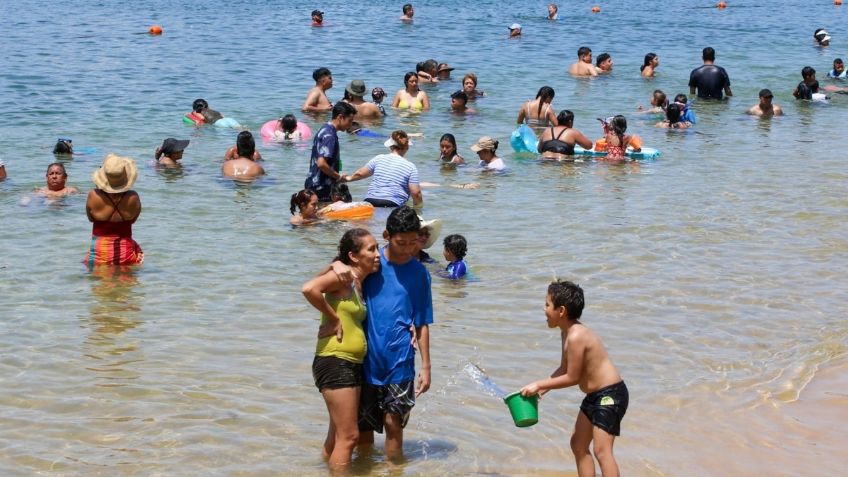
left=562, top=322, right=621, bottom=394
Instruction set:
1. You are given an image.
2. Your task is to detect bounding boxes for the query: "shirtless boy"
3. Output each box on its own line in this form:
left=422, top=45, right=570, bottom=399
left=302, top=67, right=333, bottom=113
left=569, top=47, right=598, bottom=77
left=521, top=280, right=628, bottom=477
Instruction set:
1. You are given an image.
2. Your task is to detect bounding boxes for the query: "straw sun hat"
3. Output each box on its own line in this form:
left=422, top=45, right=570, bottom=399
left=92, top=154, right=138, bottom=193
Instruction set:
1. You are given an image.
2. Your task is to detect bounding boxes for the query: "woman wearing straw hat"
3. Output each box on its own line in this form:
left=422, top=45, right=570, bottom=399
left=84, top=154, right=143, bottom=267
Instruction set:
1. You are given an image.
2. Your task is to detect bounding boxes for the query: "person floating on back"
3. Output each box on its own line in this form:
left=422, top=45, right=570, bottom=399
left=520, top=280, right=628, bottom=477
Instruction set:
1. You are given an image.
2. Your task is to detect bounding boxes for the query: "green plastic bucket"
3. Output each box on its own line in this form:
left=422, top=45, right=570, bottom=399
left=504, top=391, right=538, bottom=427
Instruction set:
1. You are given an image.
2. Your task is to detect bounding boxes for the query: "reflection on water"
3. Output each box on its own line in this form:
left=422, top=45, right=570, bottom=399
left=83, top=266, right=143, bottom=387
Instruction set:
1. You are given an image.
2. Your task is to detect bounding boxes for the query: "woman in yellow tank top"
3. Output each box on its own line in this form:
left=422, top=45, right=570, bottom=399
left=301, top=228, right=380, bottom=470
left=392, top=71, right=430, bottom=110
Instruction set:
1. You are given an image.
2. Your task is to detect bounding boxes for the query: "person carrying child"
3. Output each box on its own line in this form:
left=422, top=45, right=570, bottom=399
left=520, top=280, right=628, bottom=477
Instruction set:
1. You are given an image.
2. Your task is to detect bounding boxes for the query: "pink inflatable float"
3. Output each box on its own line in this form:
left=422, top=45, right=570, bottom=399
left=260, top=119, right=312, bottom=141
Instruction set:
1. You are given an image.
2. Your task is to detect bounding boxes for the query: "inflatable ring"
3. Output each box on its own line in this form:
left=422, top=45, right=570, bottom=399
left=214, top=117, right=242, bottom=128
left=510, top=124, right=538, bottom=153
left=260, top=119, right=313, bottom=141
left=320, top=201, right=375, bottom=220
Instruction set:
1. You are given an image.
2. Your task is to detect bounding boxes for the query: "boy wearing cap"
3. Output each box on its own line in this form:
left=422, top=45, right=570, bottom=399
left=343, top=80, right=382, bottom=118
left=747, top=89, right=783, bottom=116
left=302, top=67, right=334, bottom=112
left=569, top=47, right=598, bottom=76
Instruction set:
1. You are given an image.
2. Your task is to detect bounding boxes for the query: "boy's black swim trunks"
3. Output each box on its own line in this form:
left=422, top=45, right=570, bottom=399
left=580, top=380, right=629, bottom=436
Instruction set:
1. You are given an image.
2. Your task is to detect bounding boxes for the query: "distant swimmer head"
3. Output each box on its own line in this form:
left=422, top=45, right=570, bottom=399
left=548, top=4, right=558, bottom=19
left=814, top=29, right=831, bottom=46
left=535, top=86, right=555, bottom=103
left=450, top=90, right=468, bottom=109
left=53, top=137, right=73, bottom=155
left=596, top=53, right=612, bottom=71
left=508, top=23, right=522, bottom=36
left=471, top=136, right=499, bottom=153
left=290, top=188, right=317, bottom=216
left=371, top=87, right=386, bottom=103
left=665, top=103, right=682, bottom=123
left=577, top=46, right=592, bottom=61
left=192, top=99, right=208, bottom=113
left=610, top=115, right=628, bottom=135
left=702, top=47, right=716, bottom=62
left=443, top=234, right=467, bottom=260
left=641, top=53, right=658, bottom=72
left=385, top=130, right=411, bottom=152
left=404, top=71, right=418, bottom=88
left=652, top=90, right=668, bottom=108
left=802, top=66, right=817, bottom=80
left=311, top=9, right=324, bottom=24
left=346, top=79, right=367, bottom=98
left=312, top=67, right=332, bottom=86
left=439, top=133, right=458, bottom=159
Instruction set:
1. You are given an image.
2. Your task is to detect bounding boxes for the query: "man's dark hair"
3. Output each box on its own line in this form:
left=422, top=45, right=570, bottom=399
left=556, top=109, right=574, bottom=126
left=192, top=98, right=208, bottom=113
left=577, top=46, right=592, bottom=58
left=450, top=90, right=468, bottom=104
left=595, top=53, right=611, bottom=67
left=702, top=47, right=716, bottom=62
left=548, top=280, right=584, bottom=320
left=403, top=3, right=413, bottom=14
left=312, top=67, right=332, bottom=82
left=386, top=205, right=420, bottom=236
left=236, top=131, right=255, bottom=158
left=331, top=101, right=357, bottom=119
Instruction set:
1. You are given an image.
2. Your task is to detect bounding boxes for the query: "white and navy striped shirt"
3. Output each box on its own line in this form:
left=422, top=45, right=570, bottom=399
left=364, top=153, right=419, bottom=206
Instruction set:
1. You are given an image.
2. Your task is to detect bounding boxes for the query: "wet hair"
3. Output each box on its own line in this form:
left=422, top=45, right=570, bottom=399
left=443, top=234, right=467, bottom=260
left=666, top=103, right=682, bottom=124
left=403, top=71, right=417, bottom=87
left=439, top=133, right=458, bottom=157
left=236, top=131, right=255, bottom=159
left=577, top=46, right=591, bottom=58
left=331, top=183, right=352, bottom=203
left=547, top=280, right=584, bottom=319
left=331, top=101, right=357, bottom=119
left=280, top=114, right=298, bottom=133
left=386, top=205, right=421, bottom=236
left=535, top=86, right=555, bottom=116
left=416, top=61, right=427, bottom=73
left=46, top=162, right=67, bottom=177
left=423, top=59, right=438, bottom=73
left=371, top=87, right=386, bottom=102
left=802, top=66, right=816, bottom=79
left=202, top=108, right=223, bottom=123
left=312, top=67, right=331, bottom=82
left=53, top=138, right=73, bottom=155
left=610, top=115, right=628, bottom=146
left=834, top=58, right=844, bottom=66
left=388, top=130, right=410, bottom=151
left=334, top=228, right=374, bottom=265
left=462, top=73, right=478, bottom=87
left=549, top=3, right=558, bottom=13
left=192, top=99, right=208, bottom=113
left=596, top=53, right=611, bottom=68
left=403, top=3, right=413, bottom=14
left=702, top=47, right=715, bottom=62
left=653, top=90, right=668, bottom=108
left=289, top=189, right=316, bottom=215
left=673, top=93, right=688, bottom=105
left=450, top=90, right=468, bottom=104
left=641, top=53, right=657, bottom=72
left=556, top=109, right=574, bottom=126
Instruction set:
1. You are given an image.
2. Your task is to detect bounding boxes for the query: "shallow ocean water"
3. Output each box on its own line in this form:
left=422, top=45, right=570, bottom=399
left=1, top=0, right=847, bottom=475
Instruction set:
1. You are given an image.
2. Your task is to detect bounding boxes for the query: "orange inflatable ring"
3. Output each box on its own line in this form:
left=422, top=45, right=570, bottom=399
left=320, top=202, right=375, bottom=220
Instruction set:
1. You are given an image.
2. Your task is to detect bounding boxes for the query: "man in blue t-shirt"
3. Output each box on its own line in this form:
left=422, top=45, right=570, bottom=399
left=689, top=47, right=733, bottom=100
left=357, top=206, right=433, bottom=460
left=304, top=102, right=356, bottom=201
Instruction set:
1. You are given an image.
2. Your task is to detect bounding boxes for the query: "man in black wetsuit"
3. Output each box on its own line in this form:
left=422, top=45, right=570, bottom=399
left=689, top=47, right=733, bottom=100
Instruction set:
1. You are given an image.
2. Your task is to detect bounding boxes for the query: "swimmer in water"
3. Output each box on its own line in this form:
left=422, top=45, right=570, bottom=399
left=438, top=133, right=465, bottom=165
left=793, top=66, right=821, bottom=100
left=155, top=138, right=190, bottom=167
left=547, top=4, right=559, bottom=20
left=371, top=87, right=387, bottom=115
left=641, top=53, right=659, bottom=77
left=0, top=159, right=6, bottom=181
left=517, top=86, right=558, bottom=127
left=508, top=23, right=522, bottom=38
left=185, top=99, right=207, bottom=125
left=343, top=79, right=383, bottom=118
left=672, top=93, right=697, bottom=124
left=53, top=138, right=74, bottom=156
left=225, top=131, right=263, bottom=161
left=35, top=163, right=78, bottom=198
left=436, top=63, right=454, bottom=80
left=595, top=53, right=613, bottom=74
left=311, top=9, right=323, bottom=26
left=828, top=58, right=847, bottom=79
left=471, top=136, right=506, bottom=171
left=222, top=131, right=265, bottom=180
left=441, top=234, right=468, bottom=279
left=814, top=28, right=830, bottom=47
left=462, top=73, right=486, bottom=100
left=271, top=114, right=305, bottom=141
left=599, top=115, right=641, bottom=162
left=637, top=89, right=667, bottom=114
left=537, top=110, right=593, bottom=161
left=746, top=89, right=784, bottom=117
left=290, top=189, right=321, bottom=225
left=400, top=3, right=414, bottom=22
left=302, top=67, right=334, bottom=113
left=450, top=90, right=474, bottom=113
left=655, top=103, right=693, bottom=129
left=392, top=72, right=430, bottom=111
left=569, top=46, right=598, bottom=76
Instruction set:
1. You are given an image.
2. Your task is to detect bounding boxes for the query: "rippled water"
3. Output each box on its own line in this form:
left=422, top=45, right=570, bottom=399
left=1, top=0, right=847, bottom=475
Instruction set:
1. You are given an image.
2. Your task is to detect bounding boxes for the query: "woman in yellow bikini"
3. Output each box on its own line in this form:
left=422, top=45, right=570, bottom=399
left=391, top=72, right=430, bottom=111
